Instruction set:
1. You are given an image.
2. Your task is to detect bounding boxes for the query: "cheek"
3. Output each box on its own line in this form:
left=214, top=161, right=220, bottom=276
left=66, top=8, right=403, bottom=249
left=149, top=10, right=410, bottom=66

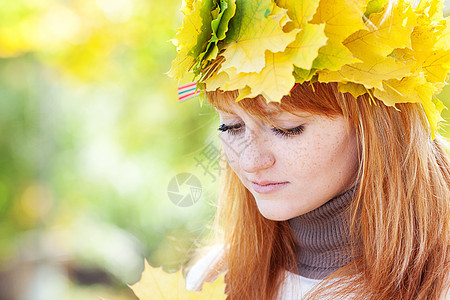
left=220, top=135, right=241, bottom=169
left=309, top=128, right=359, bottom=184
left=288, top=131, right=353, bottom=178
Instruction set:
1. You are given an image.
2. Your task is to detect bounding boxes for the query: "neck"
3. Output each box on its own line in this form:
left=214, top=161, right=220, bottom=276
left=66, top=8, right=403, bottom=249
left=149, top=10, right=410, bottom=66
left=288, top=187, right=356, bottom=279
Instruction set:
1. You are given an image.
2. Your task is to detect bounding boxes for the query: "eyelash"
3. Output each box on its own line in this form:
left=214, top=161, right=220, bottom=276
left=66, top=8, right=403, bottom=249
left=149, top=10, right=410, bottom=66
left=218, top=123, right=304, bottom=138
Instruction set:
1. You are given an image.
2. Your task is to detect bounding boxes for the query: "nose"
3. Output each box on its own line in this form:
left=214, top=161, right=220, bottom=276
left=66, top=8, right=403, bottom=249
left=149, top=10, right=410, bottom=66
left=239, top=128, right=275, bottom=173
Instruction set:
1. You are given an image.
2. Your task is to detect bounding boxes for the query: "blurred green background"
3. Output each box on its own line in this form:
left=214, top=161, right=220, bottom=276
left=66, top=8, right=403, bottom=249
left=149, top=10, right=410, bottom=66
left=0, top=0, right=449, bottom=299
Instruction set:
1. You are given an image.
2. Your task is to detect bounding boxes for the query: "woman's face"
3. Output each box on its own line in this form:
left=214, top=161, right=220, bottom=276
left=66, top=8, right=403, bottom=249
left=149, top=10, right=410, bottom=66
left=217, top=101, right=360, bottom=221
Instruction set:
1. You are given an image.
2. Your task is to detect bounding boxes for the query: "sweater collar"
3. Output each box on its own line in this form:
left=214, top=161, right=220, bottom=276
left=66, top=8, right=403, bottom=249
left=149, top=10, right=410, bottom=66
left=288, top=187, right=356, bottom=279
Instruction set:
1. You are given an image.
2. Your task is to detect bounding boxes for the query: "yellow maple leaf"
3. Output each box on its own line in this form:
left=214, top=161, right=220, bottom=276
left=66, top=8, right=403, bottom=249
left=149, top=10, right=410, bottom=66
left=318, top=56, right=411, bottom=90
left=338, top=82, right=368, bottom=98
left=373, top=76, right=444, bottom=136
left=373, top=76, right=437, bottom=106
left=277, top=0, right=320, bottom=28
left=233, top=52, right=298, bottom=102
left=421, top=49, right=450, bottom=84
left=410, top=19, right=447, bottom=53
left=343, top=0, right=417, bottom=61
left=311, top=0, right=368, bottom=41
left=310, top=0, right=369, bottom=70
left=220, top=1, right=299, bottom=74
left=288, top=23, right=327, bottom=70
left=407, top=17, right=450, bottom=85
left=433, top=19, right=449, bottom=49
left=204, top=69, right=232, bottom=91
left=415, top=0, right=444, bottom=22
left=313, top=39, right=360, bottom=70
left=129, top=260, right=226, bottom=300
left=208, top=52, right=296, bottom=102
left=180, top=0, right=196, bottom=15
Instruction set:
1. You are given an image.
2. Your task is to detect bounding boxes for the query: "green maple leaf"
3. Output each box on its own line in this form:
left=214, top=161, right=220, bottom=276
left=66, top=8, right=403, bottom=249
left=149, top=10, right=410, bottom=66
left=168, top=0, right=215, bottom=80
left=293, top=66, right=316, bottom=83
left=193, top=0, right=237, bottom=74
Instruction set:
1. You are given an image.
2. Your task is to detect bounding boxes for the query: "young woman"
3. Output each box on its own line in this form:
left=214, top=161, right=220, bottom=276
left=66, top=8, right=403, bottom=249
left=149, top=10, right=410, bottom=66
left=170, top=0, right=450, bottom=298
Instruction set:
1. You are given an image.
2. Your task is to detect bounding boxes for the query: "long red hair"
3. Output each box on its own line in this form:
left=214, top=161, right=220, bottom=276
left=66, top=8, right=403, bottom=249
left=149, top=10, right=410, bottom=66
left=203, top=82, right=450, bottom=299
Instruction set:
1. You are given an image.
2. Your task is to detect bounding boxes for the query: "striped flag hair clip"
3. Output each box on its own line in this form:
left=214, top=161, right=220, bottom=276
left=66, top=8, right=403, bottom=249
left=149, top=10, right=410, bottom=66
left=177, top=82, right=201, bottom=103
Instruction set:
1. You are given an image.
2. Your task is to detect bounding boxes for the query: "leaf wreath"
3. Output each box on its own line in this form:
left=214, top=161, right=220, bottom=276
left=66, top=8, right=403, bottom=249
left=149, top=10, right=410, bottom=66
left=169, top=0, right=450, bottom=137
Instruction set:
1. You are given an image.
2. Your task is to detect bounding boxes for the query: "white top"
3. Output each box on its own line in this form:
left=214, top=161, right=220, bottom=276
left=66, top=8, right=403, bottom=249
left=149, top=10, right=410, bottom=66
left=277, top=271, right=321, bottom=299
left=185, top=244, right=322, bottom=299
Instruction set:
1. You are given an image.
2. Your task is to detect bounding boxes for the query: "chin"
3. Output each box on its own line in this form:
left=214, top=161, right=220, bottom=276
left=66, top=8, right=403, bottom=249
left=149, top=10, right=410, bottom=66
left=254, top=196, right=322, bottom=221
left=259, top=211, right=290, bottom=221
left=255, top=201, right=298, bottom=221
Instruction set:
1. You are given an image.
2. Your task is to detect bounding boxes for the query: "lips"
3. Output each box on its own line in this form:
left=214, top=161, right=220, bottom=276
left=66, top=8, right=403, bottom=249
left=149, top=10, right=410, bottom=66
left=249, top=180, right=289, bottom=194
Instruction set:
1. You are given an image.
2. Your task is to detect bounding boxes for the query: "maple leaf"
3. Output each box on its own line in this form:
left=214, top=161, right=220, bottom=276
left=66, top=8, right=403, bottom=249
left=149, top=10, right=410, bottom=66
left=204, top=68, right=231, bottom=91
left=220, top=0, right=299, bottom=74
left=338, top=82, right=368, bottom=98
left=406, top=17, right=450, bottom=84
left=233, top=52, right=298, bottom=102
left=410, top=19, right=447, bottom=53
left=180, top=0, right=196, bottom=15
left=415, top=0, right=445, bottom=22
left=206, top=51, right=296, bottom=102
left=194, top=0, right=237, bottom=73
left=318, top=56, right=411, bottom=90
left=373, top=76, right=444, bottom=136
left=312, top=39, right=360, bottom=70
left=310, top=0, right=369, bottom=70
left=293, top=66, right=316, bottom=83
left=343, top=0, right=418, bottom=61
left=421, top=49, right=450, bottom=84
left=288, top=23, right=327, bottom=70
left=373, top=75, right=437, bottom=106
left=129, top=260, right=226, bottom=300
left=277, top=0, right=320, bottom=28
left=168, top=0, right=216, bottom=80
left=364, top=0, right=388, bottom=18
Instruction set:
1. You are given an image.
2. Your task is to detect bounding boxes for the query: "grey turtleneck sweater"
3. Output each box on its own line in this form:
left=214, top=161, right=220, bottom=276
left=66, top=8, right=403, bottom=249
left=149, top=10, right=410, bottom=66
left=288, top=187, right=356, bottom=280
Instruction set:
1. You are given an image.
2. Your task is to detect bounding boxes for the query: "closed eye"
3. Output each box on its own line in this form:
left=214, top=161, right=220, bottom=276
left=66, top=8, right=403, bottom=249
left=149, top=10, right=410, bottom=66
left=218, top=123, right=244, bottom=135
left=218, top=123, right=304, bottom=138
left=271, top=125, right=304, bottom=138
